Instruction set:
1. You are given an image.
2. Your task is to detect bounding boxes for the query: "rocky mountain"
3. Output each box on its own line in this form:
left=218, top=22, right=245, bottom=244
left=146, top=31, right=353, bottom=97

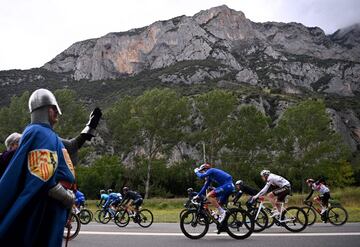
left=41, top=5, right=360, bottom=97
left=0, top=5, right=359, bottom=154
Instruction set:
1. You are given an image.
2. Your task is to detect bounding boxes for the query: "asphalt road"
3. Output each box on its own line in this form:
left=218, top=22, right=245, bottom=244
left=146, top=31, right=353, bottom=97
left=63, top=222, right=360, bottom=247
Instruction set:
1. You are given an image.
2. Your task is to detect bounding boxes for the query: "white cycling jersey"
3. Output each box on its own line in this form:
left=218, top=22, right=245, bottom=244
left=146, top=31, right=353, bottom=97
left=254, top=173, right=290, bottom=198
left=312, top=183, right=330, bottom=195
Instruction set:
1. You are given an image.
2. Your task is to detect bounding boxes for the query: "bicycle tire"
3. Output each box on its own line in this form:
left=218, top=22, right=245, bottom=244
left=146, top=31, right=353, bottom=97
left=301, top=206, right=317, bottom=226
left=138, top=209, right=154, bottom=228
left=79, top=209, right=92, bottom=225
left=114, top=209, right=130, bottom=227
left=327, top=206, right=348, bottom=226
left=63, top=213, right=81, bottom=241
left=226, top=208, right=254, bottom=239
left=94, top=209, right=101, bottom=223
left=98, top=209, right=111, bottom=224
left=253, top=208, right=269, bottom=232
left=179, top=208, right=188, bottom=220
left=180, top=209, right=209, bottom=239
left=281, top=206, right=308, bottom=232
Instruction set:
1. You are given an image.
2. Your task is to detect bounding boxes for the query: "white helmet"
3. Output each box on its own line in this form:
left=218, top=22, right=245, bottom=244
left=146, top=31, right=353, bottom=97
left=235, top=180, right=243, bottom=186
left=260, top=169, right=270, bottom=177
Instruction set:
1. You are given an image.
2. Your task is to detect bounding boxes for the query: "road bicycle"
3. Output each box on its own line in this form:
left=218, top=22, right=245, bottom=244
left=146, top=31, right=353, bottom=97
left=235, top=198, right=269, bottom=232
left=180, top=198, right=254, bottom=239
left=115, top=205, right=154, bottom=228
left=302, top=200, right=348, bottom=226
left=97, top=205, right=119, bottom=224
left=75, top=204, right=93, bottom=224
left=63, top=211, right=81, bottom=241
left=249, top=196, right=308, bottom=232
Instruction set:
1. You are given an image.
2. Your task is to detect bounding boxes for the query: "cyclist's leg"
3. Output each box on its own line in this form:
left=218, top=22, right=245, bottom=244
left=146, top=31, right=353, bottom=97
left=320, top=193, right=330, bottom=214
left=267, top=192, right=279, bottom=212
left=133, top=198, right=143, bottom=214
left=272, top=187, right=290, bottom=213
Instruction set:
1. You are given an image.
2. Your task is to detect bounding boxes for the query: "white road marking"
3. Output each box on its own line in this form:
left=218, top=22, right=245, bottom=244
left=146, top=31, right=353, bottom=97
left=79, top=231, right=360, bottom=237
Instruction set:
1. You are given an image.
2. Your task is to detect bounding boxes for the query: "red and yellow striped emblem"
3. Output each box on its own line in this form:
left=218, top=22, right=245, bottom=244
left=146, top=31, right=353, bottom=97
left=62, top=148, right=75, bottom=177
left=28, top=149, right=58, bottom=182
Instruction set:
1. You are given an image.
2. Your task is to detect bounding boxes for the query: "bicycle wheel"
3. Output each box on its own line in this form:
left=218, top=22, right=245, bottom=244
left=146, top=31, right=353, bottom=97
left=180, top=209, right=209, bottom=239
left=79, top=209, right=92, bottom=225
left=94, top=209, right=101, bottom=223
left=137, top=209, right=154, bottom=228
left=63, top=213, right=81, bottom=240
left=114, top=209, right=130, bottom=227
left=179, top=209, right=188, bottom=220
left=301, top=206, right=317, bottom=226
left=327, top=206, right=348, bottom=226
left=281, top=207, right=308, bottom=232
left=98, top=210, right=111, bottom=224
left=252, top=208, right=269, bottom=232
left=226, top=208, right=254, bottom=239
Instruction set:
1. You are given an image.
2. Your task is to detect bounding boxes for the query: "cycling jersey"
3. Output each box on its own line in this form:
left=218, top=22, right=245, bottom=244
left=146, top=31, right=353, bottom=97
left=233, top=183, right=259, bottom=203
left=104, top=192, right=122, bottom=208
left=121, top=190, right=143, bottom=209
left=99, top=193, right=109, bottom=206
left=305, top=181, right=330, bottom=202
left=75, top=190, right=85, bottom=206
left=312, top=183, right=330, bottom=194
left=254, top=173, right=290, bottom=198
left=196, top=168, right=234, bottom=204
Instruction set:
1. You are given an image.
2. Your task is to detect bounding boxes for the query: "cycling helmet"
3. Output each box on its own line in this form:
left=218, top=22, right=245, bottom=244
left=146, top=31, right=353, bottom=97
left=235, top=180, right=243, bottom=186
left=187, top=188, right=193, bottom=193
left=199, top=163, right=211, bottom=171
left=100, top=189, right=105, bottom=194
left=260, top=169, right=270, bottom=177
left=122, top=186, right=129, bottom=193
left=306, top=178, right=315, bottom=184
left=107, top=189, right=113, bottom=194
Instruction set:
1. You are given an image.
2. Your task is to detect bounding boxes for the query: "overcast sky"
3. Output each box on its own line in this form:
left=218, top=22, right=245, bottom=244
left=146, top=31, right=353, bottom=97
left=1, top=0, right=359, bottom=71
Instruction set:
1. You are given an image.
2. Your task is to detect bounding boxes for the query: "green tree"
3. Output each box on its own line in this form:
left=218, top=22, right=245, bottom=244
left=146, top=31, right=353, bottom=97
left=107, top=88, right=190, bottom=198
left=273, top=100, right=352, bottom=191
left=76, top=155, right=124, bottom=198
left=194, top=90, right=236, bottom=163
left=0, top=91, right=30, bottom=148
left=54, top=89, right=88, bottom=138
left=223, top=105, right=272, bottom=179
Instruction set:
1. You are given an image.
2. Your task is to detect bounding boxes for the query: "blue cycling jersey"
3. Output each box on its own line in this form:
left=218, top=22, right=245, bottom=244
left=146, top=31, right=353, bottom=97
left=104, top=192, right=122, bottom=208
left=196, top=168, right=233, bottom=196
left=101, top=193, right=109, bottom=201
left=75, top=190, right=85, bottom=205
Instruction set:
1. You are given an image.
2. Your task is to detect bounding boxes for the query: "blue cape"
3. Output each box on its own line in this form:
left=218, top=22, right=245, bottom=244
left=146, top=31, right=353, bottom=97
left=0, top=123, right=75, bottom=247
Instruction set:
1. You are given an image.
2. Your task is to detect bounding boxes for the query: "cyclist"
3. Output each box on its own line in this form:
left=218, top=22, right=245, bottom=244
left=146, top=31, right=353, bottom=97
left=74, top=189, right=86, bottom=209
left=121, top=187, right=144, bottom=216
left=98, top=189, right=109, bottom=207
left=233, top=180, right=259, bottom=208
left=305, top=178, right=330, bottom=218
left=184, top=188, right=199, bottom=208
left=251, top=170, right=291, bottom=217
left=193, top=163, right=234, bottom=223
left=103, top=191, right=122, bottom=219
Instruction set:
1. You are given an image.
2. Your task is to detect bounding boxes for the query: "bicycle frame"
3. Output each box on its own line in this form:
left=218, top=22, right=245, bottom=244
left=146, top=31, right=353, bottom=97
left=254, top=197, right=294, bottom=224
left=304, top=201, right=324, bottom=216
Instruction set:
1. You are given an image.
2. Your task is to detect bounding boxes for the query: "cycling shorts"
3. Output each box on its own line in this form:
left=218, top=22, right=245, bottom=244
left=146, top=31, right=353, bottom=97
left=131, top=198, right=143, bottom=209
left=214, top=183, right=235, bottom=205
left=273, top=186, right=291, bottom=202
left=319, top=192, right=330, bottom=206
